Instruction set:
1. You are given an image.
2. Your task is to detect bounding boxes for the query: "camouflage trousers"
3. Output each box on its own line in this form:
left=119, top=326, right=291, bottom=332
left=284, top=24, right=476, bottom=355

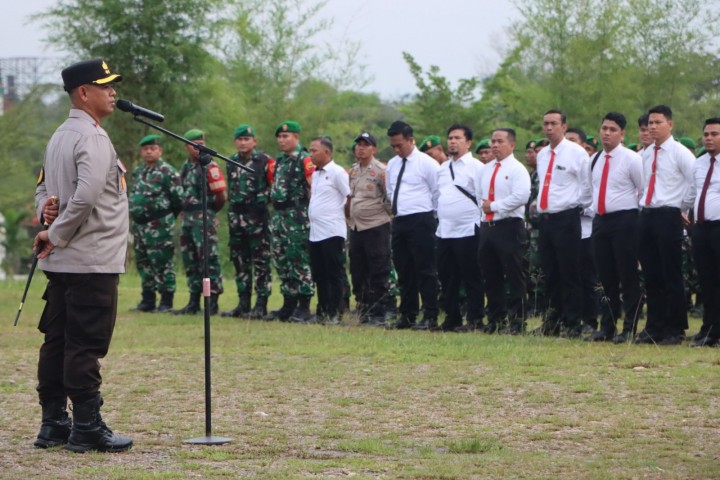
left=270, top=208, right=314, bottom=297
left=180, top=221, right=223, bottom=295
left=133, top=222, right=176, bottom=293
left=228, top=211, right=272, bottom=298
left=525, top=227, right=546, bottom=314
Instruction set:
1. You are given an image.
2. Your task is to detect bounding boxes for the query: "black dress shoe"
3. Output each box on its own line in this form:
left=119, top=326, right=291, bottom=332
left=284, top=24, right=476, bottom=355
left=612, top=331, right=634, bottom=344
left=658, top=334, right=684, bottom=346
left=562, top=326, right=583, bottom=339
left=584, top=330, right=615, bottom=342
left=482, top=322, right=499, bottom=334
left=389, top=317, right=415, bottom=330
left=691, top=336, right=720, bottom=347
left=634, top=330, right=657, bottom=344
left=454, top=324, right=480, bottom=333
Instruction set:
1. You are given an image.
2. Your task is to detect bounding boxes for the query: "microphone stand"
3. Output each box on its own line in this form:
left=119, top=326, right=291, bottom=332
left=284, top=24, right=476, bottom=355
left=130, top=115, right=253, bottom=446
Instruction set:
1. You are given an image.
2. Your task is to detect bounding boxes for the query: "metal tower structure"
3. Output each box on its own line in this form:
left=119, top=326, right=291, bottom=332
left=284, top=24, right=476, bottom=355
left=0, top=57, right=58, bottom=114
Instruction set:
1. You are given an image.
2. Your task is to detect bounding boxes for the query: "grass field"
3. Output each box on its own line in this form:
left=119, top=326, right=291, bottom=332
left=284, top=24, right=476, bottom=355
left=1, top=274, right=719, bottom=479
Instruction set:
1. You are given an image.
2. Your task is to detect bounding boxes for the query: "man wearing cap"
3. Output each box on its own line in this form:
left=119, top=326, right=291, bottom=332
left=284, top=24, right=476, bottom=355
left=535, top=110, right=592, bottom=338
left=419, top=135, right=447, bottom=164
left=221, top=125, right=275, bottom=319
left=435, top=124, right=485, bottom=332
left=385, top=120, right=440, bottom=329
left=129, top=134, right=184, bottom=313
left=266, top=120, right=316, bottom=322
left=174, top=129, right=227, bottom=315
left=33, top=58, right=132, bottom=452
left=347, top=132, right=392, bottom=325
left=475, top=139, right=495, bottom=164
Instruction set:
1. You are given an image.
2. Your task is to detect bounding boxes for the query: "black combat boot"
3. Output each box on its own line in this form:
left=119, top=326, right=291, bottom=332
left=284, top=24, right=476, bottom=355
left=131, top=289, right=156, bottom=312
left=155, top=291, right=174, bottom=313
left=173, top=292, right=201, bottom=315
left=64, top=396, right=133, bottom=453
left=210, top=294, right=220, bottom=315
left=265, top=295, right=297, bottom=321
left=221, top=292, right=251, bottom=318
left=289, top=295, right=314, bottom=323
left=34, top=398, right=72, bottom=448
left=248, top=296, right=268, bottom=319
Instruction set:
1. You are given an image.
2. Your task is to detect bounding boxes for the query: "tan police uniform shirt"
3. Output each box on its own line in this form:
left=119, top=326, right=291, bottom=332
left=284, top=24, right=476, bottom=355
left=348, top=158, right=391, bottom=231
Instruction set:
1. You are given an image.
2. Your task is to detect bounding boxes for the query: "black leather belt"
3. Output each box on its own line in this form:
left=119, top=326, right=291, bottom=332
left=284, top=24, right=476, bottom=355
left=273, top=199, right=308, bottom=211
left=133, top=209, right=172, bottom=225
left=480, top=217, right=523, bottom=227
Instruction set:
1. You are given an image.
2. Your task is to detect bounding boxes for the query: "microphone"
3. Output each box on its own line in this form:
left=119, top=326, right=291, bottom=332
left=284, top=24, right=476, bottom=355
left=116, top=99, right=164, bottom=122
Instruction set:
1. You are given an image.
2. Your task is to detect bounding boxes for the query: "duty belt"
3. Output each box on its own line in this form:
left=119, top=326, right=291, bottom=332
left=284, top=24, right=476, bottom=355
left=133, top=209, right=172, bottom=225
left=231, top=203, right=268, bottom=214
left=272, top=199, right=308, bottom=211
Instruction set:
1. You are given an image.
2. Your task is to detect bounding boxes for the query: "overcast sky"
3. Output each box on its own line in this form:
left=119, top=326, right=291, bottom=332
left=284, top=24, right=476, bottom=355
left=1, top=0, right=519, bottom=99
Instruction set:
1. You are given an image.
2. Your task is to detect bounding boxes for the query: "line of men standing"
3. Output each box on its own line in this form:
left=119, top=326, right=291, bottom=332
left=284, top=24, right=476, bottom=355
left=128, top=107, right=720, bottom=347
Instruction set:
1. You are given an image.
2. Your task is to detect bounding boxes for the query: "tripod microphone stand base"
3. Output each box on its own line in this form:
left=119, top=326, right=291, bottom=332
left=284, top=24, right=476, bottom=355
left=184, top=436, right=232, bottom=445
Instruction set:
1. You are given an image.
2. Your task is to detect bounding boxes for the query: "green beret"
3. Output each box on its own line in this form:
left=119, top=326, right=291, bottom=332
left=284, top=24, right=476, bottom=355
left=475, top=139, right=491, bottom=153
left=138, top=134, right=162, bottom=147
left=535, top=138, right=549, bottom=148
left=419, top=135, right=442, bottom=152
left=525, top=140, right=537, bottom=150
left=275, top=120, right=301, bottom=136
left=626, top=143, right=638, bottom=152
left=678, top=137, right=696, bottom=150
left=184, top=129, right=205, bottom=141
left=586, top=136, right=598, bottom=148
left=234, top=125, right=255, bottom=139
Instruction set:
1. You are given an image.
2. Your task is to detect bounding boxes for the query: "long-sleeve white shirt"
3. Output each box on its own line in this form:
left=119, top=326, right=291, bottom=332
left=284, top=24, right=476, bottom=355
left=536, top=138, right=592, bottom=214
left=436, top=152, right=483, bottom=238
left=591, top=145, right=644, bottom=214
left=474, top=154, right=531, bottom=222
left=641, top=136, right=695, bottom=211
left=386, top=147, right=439, bottom=216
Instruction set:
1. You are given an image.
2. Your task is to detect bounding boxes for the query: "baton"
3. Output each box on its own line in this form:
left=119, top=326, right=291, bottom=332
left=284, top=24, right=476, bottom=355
left=14, top=196, right=57, bottom=326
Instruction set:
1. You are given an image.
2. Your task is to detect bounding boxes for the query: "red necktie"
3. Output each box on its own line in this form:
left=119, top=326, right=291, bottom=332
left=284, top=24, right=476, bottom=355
left=644, top=145, right=661, bottom=206
left=539, top=150, right=555, bottom=211
left=486, top=162, right=501, bottom=221
left=697, top=156, right=716, bottom=222
left=597, top=154, right=611, bottom=215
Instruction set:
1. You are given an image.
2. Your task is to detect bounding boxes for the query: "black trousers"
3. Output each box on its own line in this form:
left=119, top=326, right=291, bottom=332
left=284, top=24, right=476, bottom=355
left=309, top=236, right=346, bottom=317
left=592, top=210, right=642, bottom=335
left=349, top=222, right=391, bottom=315
left=437, top=234, right=484, bottom=327
left=37, top=272, right=119, bottom=405
left=637, top=208, right=687, bottom=337
left=691, top=221, right=720, bottom=339
left=537, top=208, right=583, bottom=329
left=478, top=218, right=526, bottom=325
left=580, top=237, right=600, bottom=329
left=392, top=211, right=439, bottom=321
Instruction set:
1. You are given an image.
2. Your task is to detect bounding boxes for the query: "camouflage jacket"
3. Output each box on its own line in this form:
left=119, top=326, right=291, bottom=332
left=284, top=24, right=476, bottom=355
left=270, top=145, right=314, bottom=205
left=227, top=150, right=275, bottom=206
left=179, top=158, right=227, bottom=225
left=526, top=168, right=540, bottom=226
left=129, top=159, right=184, bottom=224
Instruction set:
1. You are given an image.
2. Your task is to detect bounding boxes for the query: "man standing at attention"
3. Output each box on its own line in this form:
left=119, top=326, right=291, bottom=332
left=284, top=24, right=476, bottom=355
left=535, top=110, right=592, bottom=337
left=306, top=137, right=351, bottom=324
left=586, top=112, right=644, bottom=343
left=266, top=121, right=315, bottom=322
left=33, top=58, right=132, bottom=452
left=636, top=105, right=695, bottom=345
left=221, top=125, right=275, bottom=319
left=476, top=128, right=531, bottom=334
left=689, top=118, right=720, bottom=346
left=435, top=124, right=485, bottom=332
left=129, top=134, right=184, bottom=313
left=385, top=121, right=440, bottom=329
left=347, top=132, right=392, bottom=325
left=175, top=129, right=227, bottom=315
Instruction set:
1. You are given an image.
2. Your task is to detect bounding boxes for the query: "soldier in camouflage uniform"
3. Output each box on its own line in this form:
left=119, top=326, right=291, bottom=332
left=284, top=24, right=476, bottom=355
left=174, top=129, right=227, bottom=315
left=525, top=139, right=548, bottom=318
left=265, top=120, right=315, bottom=321
left=129, top=134, right=185, bottom=312
left=221, top=125, right=275, bottom=319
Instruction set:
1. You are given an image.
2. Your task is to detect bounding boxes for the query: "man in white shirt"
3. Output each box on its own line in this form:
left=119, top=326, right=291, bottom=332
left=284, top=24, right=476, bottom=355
left=435, top=124, right=485, bottom=332
left=476, top=128, right=531, bottom=334
left=535, top=110, right=592, bottom=338
left=587, top=112, right=644, bottom=343
left=305, top=137, right=351, bottom=324
left=636, top=105, right=696, bottom=345
left=689, top=118, right=720, bottom=346
left=385, top=121, right=440, bottom=329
